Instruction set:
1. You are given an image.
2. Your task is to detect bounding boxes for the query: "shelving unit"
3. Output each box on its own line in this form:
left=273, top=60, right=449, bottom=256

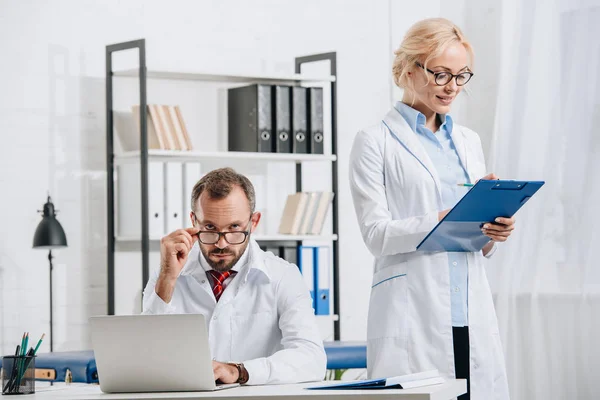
left=106, top=39, right=340, bottom=339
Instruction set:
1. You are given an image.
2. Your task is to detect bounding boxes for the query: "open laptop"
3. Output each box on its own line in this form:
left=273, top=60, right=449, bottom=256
left=90, top=314, right=239, bottom=393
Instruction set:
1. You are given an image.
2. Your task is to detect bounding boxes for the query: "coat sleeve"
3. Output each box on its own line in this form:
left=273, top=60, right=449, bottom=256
left=242, top=266, right=327, bottom=385
left=349, top=129, right=439, bottom=257
left=141, top=268, right=178, bottom=314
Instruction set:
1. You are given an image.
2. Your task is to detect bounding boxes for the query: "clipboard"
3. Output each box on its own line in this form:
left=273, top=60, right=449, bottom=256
left=417, top=179, right=545, bottom=252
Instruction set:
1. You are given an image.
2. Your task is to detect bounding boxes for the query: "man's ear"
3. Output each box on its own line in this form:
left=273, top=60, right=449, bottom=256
left=250, top=212, right=262, bottom=232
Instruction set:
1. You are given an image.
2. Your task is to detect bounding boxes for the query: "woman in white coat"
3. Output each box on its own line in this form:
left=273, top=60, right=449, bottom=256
left=349, top=18, right=514, bottom=400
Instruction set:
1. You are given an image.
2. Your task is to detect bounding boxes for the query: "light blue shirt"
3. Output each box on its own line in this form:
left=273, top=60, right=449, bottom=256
left=395, top=101, right=470, bottom=327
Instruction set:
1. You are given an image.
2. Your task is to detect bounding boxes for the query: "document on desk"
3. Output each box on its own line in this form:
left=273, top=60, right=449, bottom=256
left=417, top=179, right=545, bottom=252
left=307, top=369, right=444, bottom=390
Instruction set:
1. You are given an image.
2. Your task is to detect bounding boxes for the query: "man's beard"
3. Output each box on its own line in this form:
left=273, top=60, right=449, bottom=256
left=201, top=241, right=249, bottom=272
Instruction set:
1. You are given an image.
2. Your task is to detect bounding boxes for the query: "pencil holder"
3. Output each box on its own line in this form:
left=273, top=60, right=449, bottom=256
left=1, top=355, right=35, bottom=395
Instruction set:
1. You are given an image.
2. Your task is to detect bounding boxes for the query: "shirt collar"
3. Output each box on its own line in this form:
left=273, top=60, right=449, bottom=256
left=394, top=101, right=423, bottom=133
left=394, top=101, right=454, bottom=135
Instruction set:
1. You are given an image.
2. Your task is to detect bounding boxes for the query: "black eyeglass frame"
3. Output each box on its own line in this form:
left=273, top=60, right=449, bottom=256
left=415, top=62, right=474, bottom=86
left=192, top=213, right=253, bottom=245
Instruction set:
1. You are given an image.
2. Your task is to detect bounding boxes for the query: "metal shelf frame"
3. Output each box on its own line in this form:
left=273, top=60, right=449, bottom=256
left=105, top=40, right=340, bottom=339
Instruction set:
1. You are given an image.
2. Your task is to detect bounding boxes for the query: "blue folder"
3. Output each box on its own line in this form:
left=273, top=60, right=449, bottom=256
left=417, top=180, right=545, bottom=252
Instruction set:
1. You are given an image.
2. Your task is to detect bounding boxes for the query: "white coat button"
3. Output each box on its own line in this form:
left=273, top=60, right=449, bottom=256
left=213, top=316, right=217, bottom=320
left=454, top=286, right=460, bottom=293
left=201, top=280, right=206, bottom=284
left=473, top=363, right=479, bottom=369
left=452, top=261, right=457, bottom=266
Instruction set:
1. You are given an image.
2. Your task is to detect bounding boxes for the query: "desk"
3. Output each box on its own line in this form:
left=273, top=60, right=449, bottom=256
left=28, top=380, right=466, bottom=400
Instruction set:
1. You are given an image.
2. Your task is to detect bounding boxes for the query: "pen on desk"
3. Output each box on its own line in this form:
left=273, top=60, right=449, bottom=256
left=457, top=183, right=474, bottom=187
left=3, top=344, right=22, bottom=393
left=22, top=332, right=29, bottom=356
left=19, top=332, right=26, bottom=356
left=33, top=333, right=45, bottom=355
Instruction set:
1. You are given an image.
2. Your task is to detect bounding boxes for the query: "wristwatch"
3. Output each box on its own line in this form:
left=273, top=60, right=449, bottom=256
left=227, top=362, right=249, bottom=384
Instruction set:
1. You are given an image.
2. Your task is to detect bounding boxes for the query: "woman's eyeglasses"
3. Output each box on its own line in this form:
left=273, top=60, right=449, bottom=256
left=415, top=62, right=473, bottom=86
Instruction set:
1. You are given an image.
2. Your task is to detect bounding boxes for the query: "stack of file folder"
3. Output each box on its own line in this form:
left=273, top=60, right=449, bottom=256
left=228, top=84, right=324, bottom=154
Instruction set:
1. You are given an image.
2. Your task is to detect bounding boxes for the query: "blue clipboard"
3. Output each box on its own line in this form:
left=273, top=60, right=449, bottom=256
left=417, top=180, right=545, bottom=252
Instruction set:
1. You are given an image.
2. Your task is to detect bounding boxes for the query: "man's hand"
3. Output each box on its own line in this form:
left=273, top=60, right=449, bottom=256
left=155, top=227, right=200, bottom=303
left=482, top=216, right=516, bottom=243
left=212, top=361, right=239, bottom=384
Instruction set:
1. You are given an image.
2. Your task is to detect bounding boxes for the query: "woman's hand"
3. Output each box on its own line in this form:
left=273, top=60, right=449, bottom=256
left=480, top=172, right=499, bottom=181
left=482, top=216, right=516, bottom=242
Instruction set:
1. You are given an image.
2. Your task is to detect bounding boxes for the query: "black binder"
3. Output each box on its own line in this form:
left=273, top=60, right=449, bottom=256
left=308, top=87, right=324, bottom=154
left=273, top=85, right=292, bottom=153
left=228, top=84, right=273, bottom=152
left=259, top=245, right=298, bottom=266
left=292, top=87, right=309, bottom=153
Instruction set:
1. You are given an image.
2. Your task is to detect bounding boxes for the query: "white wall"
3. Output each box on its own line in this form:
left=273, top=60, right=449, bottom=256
left=0, top=0, right=453, bottom=354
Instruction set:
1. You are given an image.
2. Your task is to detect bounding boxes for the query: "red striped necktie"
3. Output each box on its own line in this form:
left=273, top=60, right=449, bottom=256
left=208, top=270, right=237, bottom=302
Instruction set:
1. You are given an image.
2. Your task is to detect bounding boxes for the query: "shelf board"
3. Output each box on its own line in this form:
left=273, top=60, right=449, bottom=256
left=114, top=150, right=336, bottom=164
left=116, top=234, right=337, bottom=243
left=113, top=69, right=336, bottom=84
left=255, top=234, right=338, bottom=242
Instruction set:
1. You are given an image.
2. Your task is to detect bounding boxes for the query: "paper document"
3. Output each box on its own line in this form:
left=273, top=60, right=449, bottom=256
left=306, top=369, right=444, bottom=390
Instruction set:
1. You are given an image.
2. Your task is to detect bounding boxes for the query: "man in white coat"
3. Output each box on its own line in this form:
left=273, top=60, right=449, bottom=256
left=142, top=167, right=326, bottom=385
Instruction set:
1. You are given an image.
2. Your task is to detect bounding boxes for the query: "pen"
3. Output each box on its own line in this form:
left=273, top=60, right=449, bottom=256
left=3, top=345, right=21, bottom=393
left=457, top=183, right=474, bottom=187
left=22, top=333, right=29, bottom=356
left=33, top=333, right=45, bottom=355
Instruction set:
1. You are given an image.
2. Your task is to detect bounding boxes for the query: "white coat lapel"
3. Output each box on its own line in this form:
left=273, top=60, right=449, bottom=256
left=382, top=107, right=442, bottom=201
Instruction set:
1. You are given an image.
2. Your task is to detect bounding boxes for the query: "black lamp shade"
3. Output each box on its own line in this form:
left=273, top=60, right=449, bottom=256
left=33, top=196, right=68, bottom=249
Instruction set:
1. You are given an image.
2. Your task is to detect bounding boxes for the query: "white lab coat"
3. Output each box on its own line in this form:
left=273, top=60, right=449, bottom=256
left=142, top=239, right=327, bottom=385
left=349, top=107, right=509, bottom=399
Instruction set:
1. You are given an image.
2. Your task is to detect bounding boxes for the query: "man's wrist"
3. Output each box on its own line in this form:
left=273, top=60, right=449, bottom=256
left=227, top=362, right=249, bottom=384
left=155, top=273, right=178, bottom=303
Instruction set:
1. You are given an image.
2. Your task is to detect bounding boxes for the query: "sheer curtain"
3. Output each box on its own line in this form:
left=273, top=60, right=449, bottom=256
left=485, top=0, right=600, bottom=399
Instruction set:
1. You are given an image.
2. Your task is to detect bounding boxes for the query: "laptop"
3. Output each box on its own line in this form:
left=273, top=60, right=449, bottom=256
left=90, top=314, right=239, bottom=393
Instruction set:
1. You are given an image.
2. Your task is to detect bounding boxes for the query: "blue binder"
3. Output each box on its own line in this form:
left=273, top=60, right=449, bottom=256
left=297, top=245, right=330, bottom=315
left=417, top=180, right=545, bottom=252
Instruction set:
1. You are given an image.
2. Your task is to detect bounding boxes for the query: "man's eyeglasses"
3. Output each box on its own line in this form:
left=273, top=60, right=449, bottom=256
left=415, top=62, right=473, bottom=86
left=193, top=214, right=252, bottom=245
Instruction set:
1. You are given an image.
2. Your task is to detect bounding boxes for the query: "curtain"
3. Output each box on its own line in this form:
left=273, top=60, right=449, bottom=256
left=485, top=0, right=600, bottom=398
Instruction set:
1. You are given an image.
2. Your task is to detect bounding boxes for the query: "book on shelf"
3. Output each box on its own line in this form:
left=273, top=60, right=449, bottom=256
left=278, top=191, right=334, bottom=236
left=310, top=192, right=334, bottom=235
left=278, top=192, right=309, bottom=235
left=125, top=105, right=192, bottom=151
left=307, top=369, right=445, bottom=390
left=156, top=104, right=178, bottom=150
left=118, top=105, right=164, bottom=151
left=174, top=105, right=193, bottom=150
left=147, top=104, right=169, bottom=150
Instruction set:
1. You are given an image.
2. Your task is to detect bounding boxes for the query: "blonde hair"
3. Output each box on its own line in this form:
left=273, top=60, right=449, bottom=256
left=392, top=18, right=474, bottom=92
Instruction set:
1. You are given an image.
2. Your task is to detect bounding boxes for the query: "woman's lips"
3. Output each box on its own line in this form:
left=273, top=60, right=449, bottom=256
left=436, top=95, right=454, bottom=105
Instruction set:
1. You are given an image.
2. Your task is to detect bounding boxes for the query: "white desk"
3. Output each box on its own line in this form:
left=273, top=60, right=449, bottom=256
left=29, top=380, right=466, bottom=400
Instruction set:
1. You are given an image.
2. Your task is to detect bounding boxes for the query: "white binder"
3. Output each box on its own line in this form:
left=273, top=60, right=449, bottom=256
left=117, top=162, right=165, bottom=238
left=165, top=162, right=184, bottom=233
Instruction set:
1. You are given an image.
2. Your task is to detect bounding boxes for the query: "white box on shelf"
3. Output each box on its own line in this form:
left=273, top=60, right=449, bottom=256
left=117, top=161, right=165, bottom=238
